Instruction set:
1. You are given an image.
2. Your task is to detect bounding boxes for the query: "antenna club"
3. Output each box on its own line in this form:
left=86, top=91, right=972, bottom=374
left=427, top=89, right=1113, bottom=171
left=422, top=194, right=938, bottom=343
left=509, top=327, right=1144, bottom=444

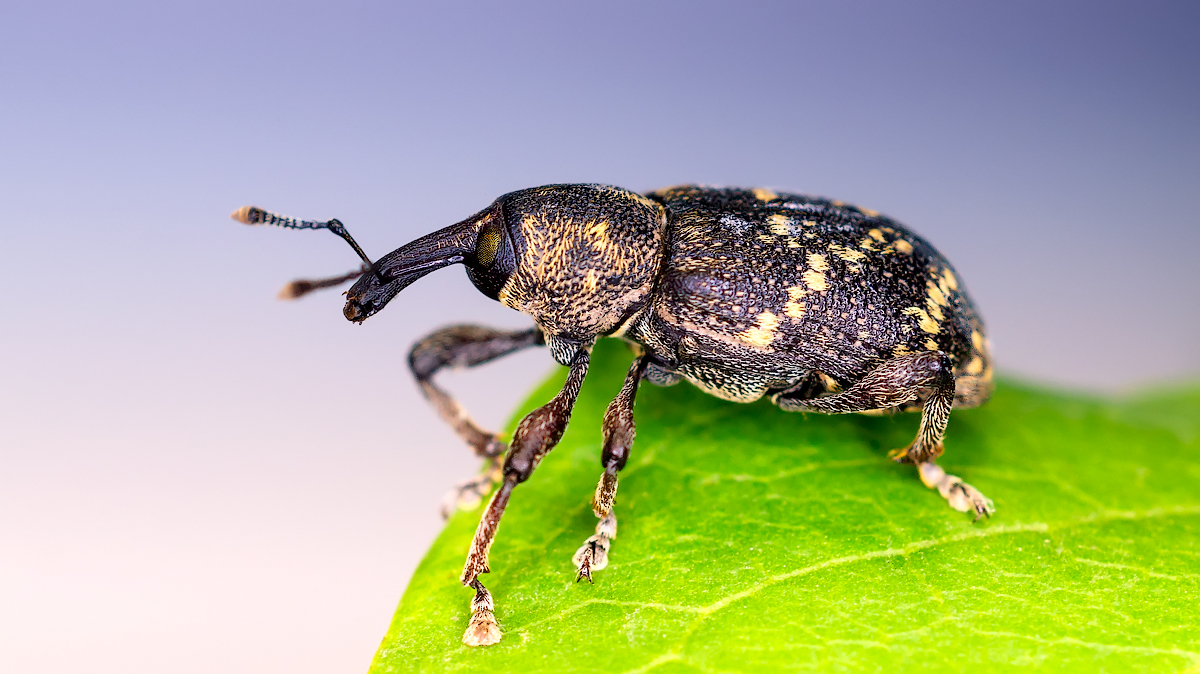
left=278, top=280, right=313, bottom=300
left=231, top=205, right=265, bottom=225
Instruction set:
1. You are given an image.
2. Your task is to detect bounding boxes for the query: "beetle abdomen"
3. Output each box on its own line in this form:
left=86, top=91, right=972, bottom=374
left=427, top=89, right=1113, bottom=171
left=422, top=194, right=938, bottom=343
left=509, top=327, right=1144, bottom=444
left=632, top=186, right=991, bottom=404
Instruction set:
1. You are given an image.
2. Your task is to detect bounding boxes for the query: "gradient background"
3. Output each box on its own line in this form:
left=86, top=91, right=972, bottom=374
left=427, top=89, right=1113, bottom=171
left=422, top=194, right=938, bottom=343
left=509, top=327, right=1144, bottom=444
left=1, top=1, right=1197, bottom=672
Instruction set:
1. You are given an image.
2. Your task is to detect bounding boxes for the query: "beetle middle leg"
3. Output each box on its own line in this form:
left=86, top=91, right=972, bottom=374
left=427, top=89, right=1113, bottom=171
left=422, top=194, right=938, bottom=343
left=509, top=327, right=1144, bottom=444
left=573, top=355, right=648, bottom=582
left=408, top=324, right=545, bottom=517
left=460, top=347, right=590, bottom=646
left=773, top=351, right=994, bottom=520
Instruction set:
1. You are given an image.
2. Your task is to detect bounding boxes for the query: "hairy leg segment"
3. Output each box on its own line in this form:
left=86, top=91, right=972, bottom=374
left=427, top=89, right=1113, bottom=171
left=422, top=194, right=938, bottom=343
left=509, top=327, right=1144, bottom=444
left=407, top=325, right=544, bottom=518
left=460, top=347, right=591, bottom=646
left=773, top=351, right=994, bottom=520
left=574, top=355, right=648, bottom=582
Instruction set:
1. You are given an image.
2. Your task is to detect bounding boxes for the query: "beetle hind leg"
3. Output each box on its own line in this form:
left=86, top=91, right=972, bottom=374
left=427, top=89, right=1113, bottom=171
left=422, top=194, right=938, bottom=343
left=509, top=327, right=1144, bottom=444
left=774, top=351, right=994, bottom=520
left=574, top=355, right=647, bottom=582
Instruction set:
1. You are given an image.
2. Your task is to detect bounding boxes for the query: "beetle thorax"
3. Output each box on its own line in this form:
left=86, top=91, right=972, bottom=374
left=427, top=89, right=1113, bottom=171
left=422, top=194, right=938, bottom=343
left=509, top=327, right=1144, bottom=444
left=496, top=185, right=667, bottom=341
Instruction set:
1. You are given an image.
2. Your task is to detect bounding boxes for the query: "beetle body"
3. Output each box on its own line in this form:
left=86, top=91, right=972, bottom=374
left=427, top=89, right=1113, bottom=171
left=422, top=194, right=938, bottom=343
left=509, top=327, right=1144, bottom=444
left=237, top=183, right=996, bottom=648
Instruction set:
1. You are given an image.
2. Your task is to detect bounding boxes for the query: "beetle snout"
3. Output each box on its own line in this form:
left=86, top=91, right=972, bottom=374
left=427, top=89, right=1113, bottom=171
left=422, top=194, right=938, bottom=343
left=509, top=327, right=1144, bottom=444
left=344, top=297, right=373, bottom=322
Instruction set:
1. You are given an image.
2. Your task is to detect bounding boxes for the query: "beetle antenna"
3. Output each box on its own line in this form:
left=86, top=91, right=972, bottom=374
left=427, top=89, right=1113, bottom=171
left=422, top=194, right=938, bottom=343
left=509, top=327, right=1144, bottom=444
left=231, top=206, right=385, bottom=283
left=278, top=265, right=368, bottom=300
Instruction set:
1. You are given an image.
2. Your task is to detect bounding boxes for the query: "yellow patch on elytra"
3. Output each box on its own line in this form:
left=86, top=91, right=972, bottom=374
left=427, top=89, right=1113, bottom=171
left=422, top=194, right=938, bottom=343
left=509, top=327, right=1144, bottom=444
left=802, top=253, right=829, bottom=290
left=903, top=306, right=940, bottom=334
left=965, top=355, right=984, bottom=375
left=941, top=268, right=958, bottom=292
left=583, top=269, right=599, bottom=292
left=752, top=188, right=777, bottom=202
left=768, top=214, right=791, bottom=236
left=859, top=206, right=880, bottom=217
left=784, top=286, right=808, bottom=319
left=924, top=338, right=939, bottom=350
left=892, top=344, right=912, bottom=357
left=740, top=310, right=780, bottom=347
left=860, top=227, right=885, bottom=251
left=927, top=280, right=948, bottom=308
left=894, top=239, right=913, bottom=255
left=924, top=279, right=948, bottom=323
left=923, top=268, right=957, bottom=325
left=971, top=329, right=984, bottom=351
left=831, top=243, right=866, bottom=263
left=802, top=269, right=827, bottom=291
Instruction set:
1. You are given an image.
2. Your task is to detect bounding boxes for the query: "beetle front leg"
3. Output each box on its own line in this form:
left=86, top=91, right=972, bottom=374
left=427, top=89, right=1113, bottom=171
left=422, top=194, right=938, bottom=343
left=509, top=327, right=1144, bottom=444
left=774, top=351, right=994, bottom=520
left=574, top=355, right=647, bottom=582
left=408, top=325, right=544, bottom=518
left=460, top=347, right=590, bottom=647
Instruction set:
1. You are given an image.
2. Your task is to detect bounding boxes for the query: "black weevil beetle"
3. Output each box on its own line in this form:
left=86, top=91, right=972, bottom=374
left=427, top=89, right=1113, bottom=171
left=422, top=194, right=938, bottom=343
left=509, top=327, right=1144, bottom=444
left=232, top=183, right=995, bottom=646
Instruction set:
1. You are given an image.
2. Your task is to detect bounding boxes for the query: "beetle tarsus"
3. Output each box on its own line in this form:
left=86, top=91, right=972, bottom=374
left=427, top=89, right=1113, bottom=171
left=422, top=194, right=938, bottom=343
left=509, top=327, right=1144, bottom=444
left=918, top=461, right=995, bottom=520
left=573, top=512, right=616, bottom=582
left=462, top=579, right=501, bottom=647
left=574, top=544, right=596, bottom=583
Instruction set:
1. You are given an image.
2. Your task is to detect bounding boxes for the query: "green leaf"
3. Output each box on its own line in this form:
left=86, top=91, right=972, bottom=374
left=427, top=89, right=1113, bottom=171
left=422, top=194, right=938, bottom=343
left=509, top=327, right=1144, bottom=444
left=371, top=340, right=1200, bottom=673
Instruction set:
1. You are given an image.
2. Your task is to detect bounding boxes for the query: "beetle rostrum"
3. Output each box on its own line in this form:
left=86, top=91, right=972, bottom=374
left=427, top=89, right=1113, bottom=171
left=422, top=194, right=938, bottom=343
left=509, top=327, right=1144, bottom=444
left=232, top=183, right=996, bottom=647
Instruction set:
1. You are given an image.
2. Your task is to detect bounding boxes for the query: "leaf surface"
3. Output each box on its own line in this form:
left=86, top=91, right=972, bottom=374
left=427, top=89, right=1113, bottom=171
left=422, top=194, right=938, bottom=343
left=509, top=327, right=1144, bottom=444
left=371, top=340, right=1200, bottom=673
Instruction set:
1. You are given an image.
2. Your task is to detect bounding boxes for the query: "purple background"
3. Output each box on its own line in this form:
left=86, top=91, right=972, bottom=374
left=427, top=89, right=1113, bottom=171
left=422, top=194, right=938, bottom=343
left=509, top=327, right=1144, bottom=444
left=2, top=1, right=1197, bottom=672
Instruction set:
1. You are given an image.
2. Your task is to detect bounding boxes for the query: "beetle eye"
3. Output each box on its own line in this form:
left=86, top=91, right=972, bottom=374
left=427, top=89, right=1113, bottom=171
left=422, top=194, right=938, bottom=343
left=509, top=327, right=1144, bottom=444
left=475, top=223, right=503, bottom=267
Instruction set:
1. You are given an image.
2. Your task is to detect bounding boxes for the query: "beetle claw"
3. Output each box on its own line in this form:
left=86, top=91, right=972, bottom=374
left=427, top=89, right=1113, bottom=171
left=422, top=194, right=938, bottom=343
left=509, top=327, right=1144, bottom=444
left=573, top=537, right=608, bottom=582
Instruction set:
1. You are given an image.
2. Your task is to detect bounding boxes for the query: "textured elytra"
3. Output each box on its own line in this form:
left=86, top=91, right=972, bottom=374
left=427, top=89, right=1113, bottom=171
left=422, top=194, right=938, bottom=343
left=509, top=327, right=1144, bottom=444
left=628, top=185, right=991, bottom=406
left=370, top=341, right=1200, bottom=674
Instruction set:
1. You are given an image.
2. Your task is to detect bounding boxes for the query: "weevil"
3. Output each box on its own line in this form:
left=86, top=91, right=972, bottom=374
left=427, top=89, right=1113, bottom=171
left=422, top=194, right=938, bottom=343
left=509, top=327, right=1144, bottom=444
left=232, top=183, right=995, bottom=646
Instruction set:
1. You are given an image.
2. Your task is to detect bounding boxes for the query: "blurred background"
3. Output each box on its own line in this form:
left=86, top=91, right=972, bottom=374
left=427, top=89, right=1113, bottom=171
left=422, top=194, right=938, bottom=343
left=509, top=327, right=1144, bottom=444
left=1, top=1, right=1197, bottom=672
